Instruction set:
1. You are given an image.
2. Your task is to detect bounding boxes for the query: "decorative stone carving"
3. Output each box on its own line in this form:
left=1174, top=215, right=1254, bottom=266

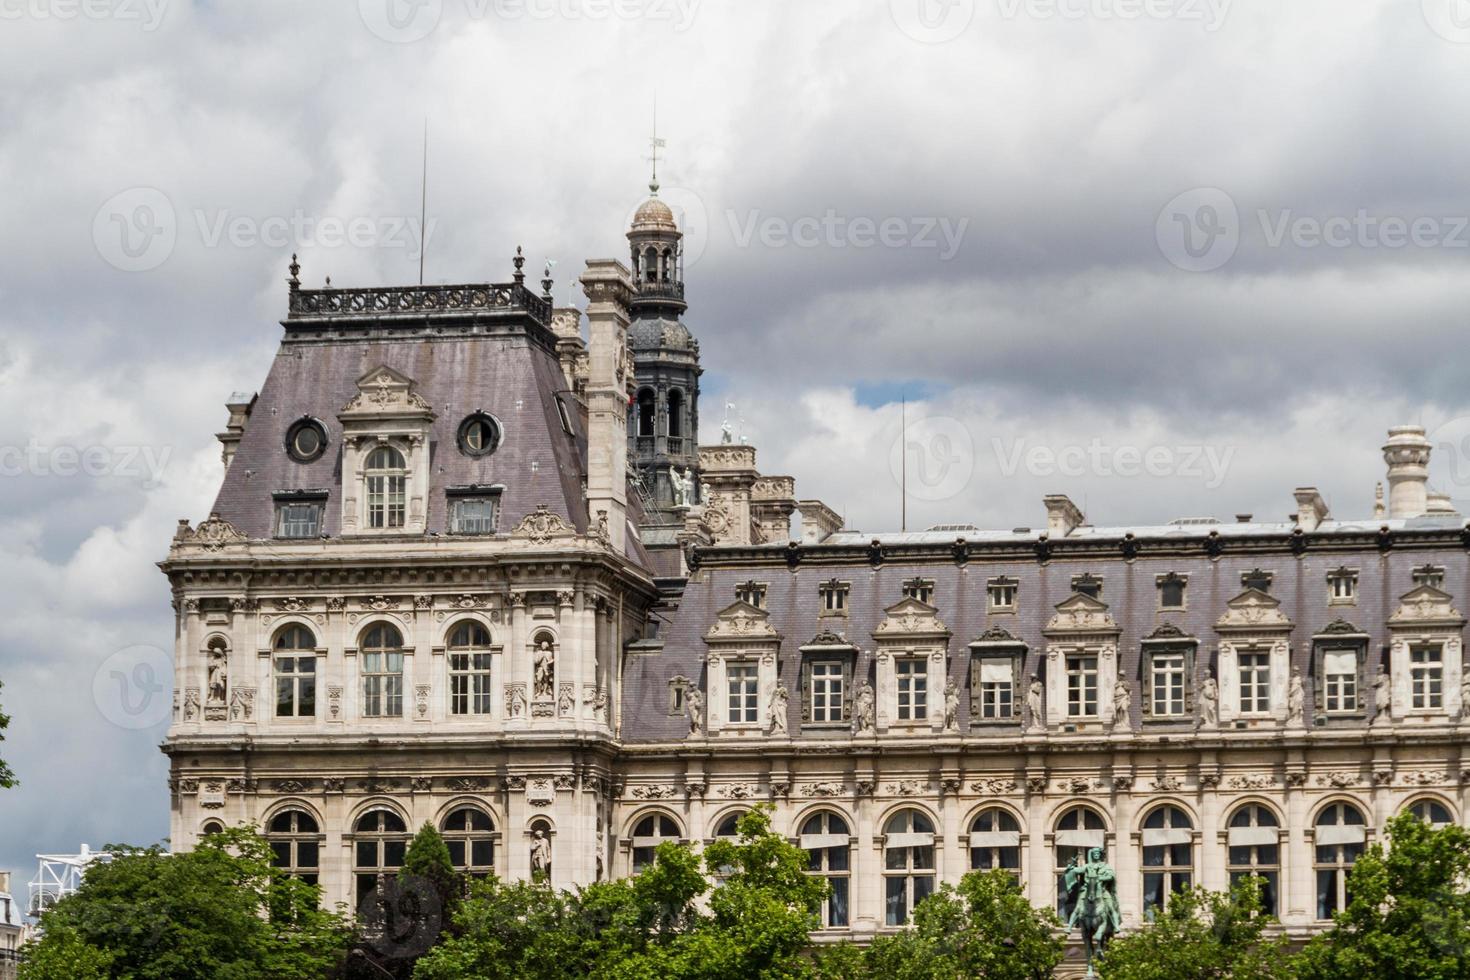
left=855, top=779, right=877, bottom=797
left=705, top=601, right=779, bottom=640
left=183, top=688, right=201, bottom=721
left=327, top=685, right=343, bottom=720
left=1215, top=589, right=1292, bottom=631
left=512, top=505, right=576, bottom=545
left=358, top=778, right=402, bottom=794
left=503, top=775, right=527, bottom=791
left=972, top=777, right=1019, bottom=795
left=1045, top=592, right=1119, bottom=634
left=273, top=779, right=311, bottom=793
left=940, top=777, right=961, bottom=795
left=199, top=782, right=226, bottom=809
left=1152, top=775, right=1183, bottom=792
left=415, top=685, right=430, bottom=719
left=768, top=680, right=789, bottom=736
left=630, top=784, right=677, bottom=800
left=527, top=777, right=556, bottom=807
left=341, top=366, right=432, bottom=413
left=326, top=597, right=346, bottom=613
left=1284, top=771, right=1308, bottom=788
left=174, top=513, right=246, bottom=552
left=853, top=681, right=876, bottom=734
left=446, top=777, right=490, bottom=792
left=1059, top=777, right=1101, bottom=794
left=1316, top=771, right=1357, bottom=789
left=228, top=687, right=254, bottom=721
left=362, top=595, right=399, bottom=611
left=323, top=778, right=346, bottom=793
left=685, top=687, right=704, bottom=736
left=1026, top=774, right=1049, bottom=793
left=558, top=684, right=575, bottom=717
left=886, top=780, right=929, bottom=797
left=719, top=784, right=758, bottom=799
left=1228, top=773, right=1275, bottom=790
left=411, top=776, right=432, bottom=792
left=802, top=781, right=847, bottom=797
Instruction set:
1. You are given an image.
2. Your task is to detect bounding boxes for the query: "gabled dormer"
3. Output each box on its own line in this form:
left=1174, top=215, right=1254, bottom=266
left=338, top=366, right=436, bottom=535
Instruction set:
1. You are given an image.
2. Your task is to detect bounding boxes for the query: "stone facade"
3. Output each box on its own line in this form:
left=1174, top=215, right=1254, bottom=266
left=162, top=198, right=1470, bottom=952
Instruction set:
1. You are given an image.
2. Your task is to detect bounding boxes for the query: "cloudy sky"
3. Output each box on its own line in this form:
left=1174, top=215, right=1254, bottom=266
left=2, top=0, right=1470, bottom=885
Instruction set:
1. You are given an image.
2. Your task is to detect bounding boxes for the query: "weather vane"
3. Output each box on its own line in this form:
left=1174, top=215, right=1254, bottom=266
left=647, top=98, right=666, bottom=195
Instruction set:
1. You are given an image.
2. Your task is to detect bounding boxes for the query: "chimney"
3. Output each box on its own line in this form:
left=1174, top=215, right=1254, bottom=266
left=580, top=260, right=635, bottom=553
left=1043, top=494, right=1085, bottom=537
left=1293, top=487, right=1330, bottom=532
left=549, top=306, right=587, bottom=396
left=1383, top=425, right=1432, bottom=519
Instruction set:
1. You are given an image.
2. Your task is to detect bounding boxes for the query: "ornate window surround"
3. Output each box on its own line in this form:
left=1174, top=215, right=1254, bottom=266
left=1042, top=593, right=1120, bottom=729
left=968, top=626, right=1027, bottom=726
left=872, top=597, right=951, bottom=734
left=1386, top=584, right=1465, bottom=721
left=1311, top=619, right=1370, bottom=723
left=1214, top=589, right=1292, bottom=725
left=1138, top=623, right=1197, bottom=723
left=703, top=600, right=781, bottom=735
left=798, top=630, right=857, bottom=731
left=337, top=366, right=435, bottom=536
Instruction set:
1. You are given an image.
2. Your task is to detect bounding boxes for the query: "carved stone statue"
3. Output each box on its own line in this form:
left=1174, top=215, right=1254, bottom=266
left=207, top=648, right=228, bottom=705
left=1065, top=847, right=1122, bottom=976
left=683, top=468, right=698, bottom=506
left=1111, top=679, right=1131, bottom=729
left=1198, top=677, right=1219, bottom=729
left=530, top=829, right=552, bottom=879
left=1460, top=668, right=1470, bottom=719
left=1287, top=666, right=1305, bottom=727
left=686, top=687, right=704, bottom=736
left=672, top=467, right=688, bottom=507
left=1373, top=666, right=1391, bottom=725
left=854, top=681, right=876, bottom=734
left=1026, top=675, right=1045, bottom=732
left=768, top=681, right=789, bottom=736
left=943, top=678, right=960, bottom=732
left=533, top=639, right=555, bottom=699
left=720, top=419, right=734, bottom=444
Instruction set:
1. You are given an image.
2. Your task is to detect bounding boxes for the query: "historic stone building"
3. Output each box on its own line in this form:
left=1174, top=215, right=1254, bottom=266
left=163, top=191, right=1470, bottom=952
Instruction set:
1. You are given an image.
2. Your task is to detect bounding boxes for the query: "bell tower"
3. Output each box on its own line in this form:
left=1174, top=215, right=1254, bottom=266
left=626, top=150, right=701, bottom=520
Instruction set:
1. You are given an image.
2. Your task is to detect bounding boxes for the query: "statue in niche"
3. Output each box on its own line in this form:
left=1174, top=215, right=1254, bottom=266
left=943, top=678, right=960, bottom=732
left=1111, top=680, right=1131, bottom=728
left=1460, top=668, right=1470, bottom=718
left=533, top=638, right=555, bottom=699
left=1198, top=677, right=1219, bottom=729
left=530, top=829, right=552, bottom=880
left=686, top=687, right=704, bottom=736
left=1287, top=666, right=1305, bottom=727
left=206, top=646, right=228, bottom=705
left=1026, top=675, right=1045, bottom=732
left=853, top=681, right=876, bottom=734
left=1373, top=666, right=1391, bottom=725
left=768, top=681, right=789, bottom=736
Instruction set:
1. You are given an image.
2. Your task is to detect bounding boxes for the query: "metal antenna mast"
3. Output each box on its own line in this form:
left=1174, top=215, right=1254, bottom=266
left=418, top=118, right=428, bottom=285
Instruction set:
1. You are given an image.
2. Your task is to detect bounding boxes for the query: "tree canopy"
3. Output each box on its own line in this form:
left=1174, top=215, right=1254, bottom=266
left=18, top=826, right=348, bottom=980
left=1099, top=877, right=1290, bottom=980
left=0, top=679, right=17, bottom=789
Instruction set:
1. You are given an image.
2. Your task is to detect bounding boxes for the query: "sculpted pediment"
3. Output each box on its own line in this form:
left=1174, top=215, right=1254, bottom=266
left=1044, top=592, right=1119, bottom=635
left=1215, top=588, right=1292, bottom=632
left=340, top=365, right=434, bottom=417
left=873, top=596, right=951, bottom=639
left=1388, top=584, right=1465, bottom=629
left=705, top=600, right=780, bottom=642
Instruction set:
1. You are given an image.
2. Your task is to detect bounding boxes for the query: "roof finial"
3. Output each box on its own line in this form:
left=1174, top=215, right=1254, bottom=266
left=647, top=97, right=666, bottom=196
left=324, top=275, right=331, bottom=287
left=287, top=253, right=300, bottom=292
left=542, top=260, right=555, bottom=300
left=513, top=246, right=526, bottom=286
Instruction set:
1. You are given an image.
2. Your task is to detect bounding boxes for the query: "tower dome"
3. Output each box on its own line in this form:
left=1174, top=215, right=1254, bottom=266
left=631, top=194, right=678, bottom=234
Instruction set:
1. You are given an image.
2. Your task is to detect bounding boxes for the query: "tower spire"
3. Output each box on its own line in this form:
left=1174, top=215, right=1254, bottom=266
left=647, top=98, right=666, bottom=195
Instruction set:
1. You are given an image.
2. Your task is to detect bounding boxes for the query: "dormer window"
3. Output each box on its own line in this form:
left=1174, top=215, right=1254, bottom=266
left=1413, top=564, right=1445, bottom=588
left=819, top=579, right=850, bottom=614
left=1157, top=572, right=1187, bottom=610
left=274, top=492, right=326, bottom=539
left=448, top=489, right=500, bottom=535
left=285, top=418, right=329, bottom=463
left=735, top=581, right=767, bottom=609
left=1071, top=574, right=1103, bottom=599
left=902, top=578, right=935, bottom=604
left=1327, top=567, right=1358, bottom=605
left=364, top=446, right=407, bottom=529
left=457, top=413, right=501, bottom=458
left=1241, top=568, right=1274, bottom=593
left=987, top=577, right=1018, bottom=613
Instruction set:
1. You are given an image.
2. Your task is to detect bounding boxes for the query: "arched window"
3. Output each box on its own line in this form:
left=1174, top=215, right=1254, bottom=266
left=969, top=808, right=1021, bottom=881
left=643, top=246, right=659, bottom=282
left=1407, top=797, right=1454, bottom=827
left=442, top=807, right=496, bottom=879
left=364, top=446, right=407, bottom=529
left=1314, top=802, right=1366, bottom=919
left=268, top=809, right=321, bottom=886
left=714, top=811, right=745, bottom=839
left=273, top=625, right=317, bottom=718
left=361, top=624, right=405, bottom=718
left=200, top=820, right=225, bottom=837
left=631, top=813, right=681, bottom=871
left=1055, top=807, right=1107, bottom=919
left=448, top=621, right=493, bottom=716
left=801, top=811, right=850, bottom=928
left=354, top=809, right=409, bottom=905
left=883, top=809, right=936, bottom=926
left=637, top=389, right=656, bottom=439
left=667, top=389, right=684, bottom=442
left=1227, top=804, right=1280, bottom=916
left=1141, top=806, right=1194, bottom=917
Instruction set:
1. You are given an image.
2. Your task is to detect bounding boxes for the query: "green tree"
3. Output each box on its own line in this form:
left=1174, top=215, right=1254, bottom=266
left=0, top=680, right=17, bottom=789
left=19, top=825, right=348, bottom=980
left=813, top=869, right=1063, bottom=980
left=1099, top=877, right=1291, bottom=980
left=414, top=804, right=822, bottom=980
left=1296, top=811, right=1470, bottom=980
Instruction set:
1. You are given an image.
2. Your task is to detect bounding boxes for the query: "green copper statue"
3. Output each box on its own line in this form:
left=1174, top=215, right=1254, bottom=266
left=1065, top=846, right=1122, bottom=976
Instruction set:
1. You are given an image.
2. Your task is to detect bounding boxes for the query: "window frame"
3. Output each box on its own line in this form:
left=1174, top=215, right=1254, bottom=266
left=442, top=806, right=498, bottom=878
left=987, top=576, right=1019, bottom=614
left=273, top=492, right=328, bottom=539
left=1225, top=804, right=1281, bottom=917
left=1066, top=652, right=1100, bottom=718
left=1409, top=642, right=1445, bottom=712
left=447, top=620, right=494, bottom=716
left=1327, top=566, right=1358, bottom=605
left=801, top=810, right=852, bottom=929
left=1140, top=805, right=1195, bottom=918
left=968, top=636, right=1026, bottom=725
left=353, top=808, right=410, bottom=905
left=1156, top=572, right=1188, bottom=611
left=266, top=808, right=322, bottom=886
left=895, top=656, right=929, bottom=723
left=1054, top=806, right=1107, bottom=919
left=882, top=809, right=937, bottom=927
left=363, top=445, right=408, bottom=530
left=1313, top=801, right=1367, bottom=920
left=273, top=624, right=318, bottom=719
left=360, top=623, right=406, bottom=719
left=726, top=661, right=759, bottom=726
left=968, top=807, right=1022, bottom=882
